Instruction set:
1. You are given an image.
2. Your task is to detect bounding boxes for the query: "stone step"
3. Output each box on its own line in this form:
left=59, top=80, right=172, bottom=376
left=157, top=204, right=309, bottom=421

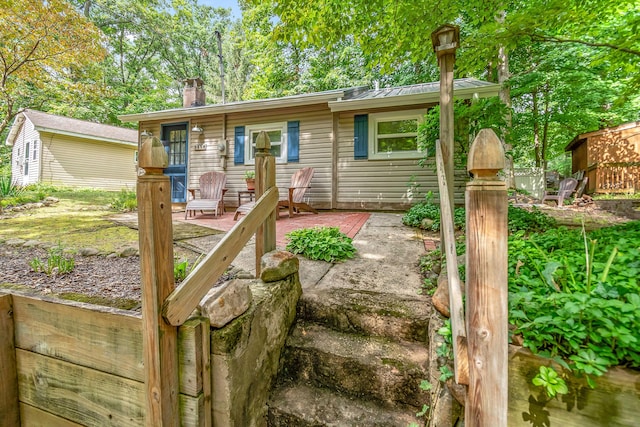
left=298, top=288, right=432, bottom=344
left=268, top=382, right=424, bottom=427
left=281, top=323, right=431, bottom=409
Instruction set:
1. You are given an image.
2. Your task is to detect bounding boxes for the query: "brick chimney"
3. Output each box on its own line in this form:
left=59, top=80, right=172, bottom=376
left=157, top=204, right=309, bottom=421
left=183, top=77, right=206, bottom=107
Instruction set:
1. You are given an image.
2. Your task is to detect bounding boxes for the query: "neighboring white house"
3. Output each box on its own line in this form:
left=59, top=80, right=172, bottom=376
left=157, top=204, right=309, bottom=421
left=119, top=78, right=501, bottom=209
left=5, top=109, right=139, bottom=191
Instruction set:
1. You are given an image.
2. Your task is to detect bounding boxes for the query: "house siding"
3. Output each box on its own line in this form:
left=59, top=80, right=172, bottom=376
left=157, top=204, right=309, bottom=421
left=142, top=104, right=334, bottom=209
left=336, top=110, right=467, bottom=210
left=10, top=117, right=41, bottom=186
left=39, top=132, right=137, bottom=190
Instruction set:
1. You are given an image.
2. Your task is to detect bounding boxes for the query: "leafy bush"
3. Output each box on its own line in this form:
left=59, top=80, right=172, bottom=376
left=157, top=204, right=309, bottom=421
left=29, top=244, right=75, bottom=275
left=110, top=189, right=137, bottom=212
left=285, top=226, right=356, bottom=262
left=0, top=175, right=22, bottom=197
left=509, top=221, right=640, bottom=385
left=508, top=205, right=556, bottom=234
left=174, top=255, right=202, bottom=282
left=402, top=192, right=465, bottom=231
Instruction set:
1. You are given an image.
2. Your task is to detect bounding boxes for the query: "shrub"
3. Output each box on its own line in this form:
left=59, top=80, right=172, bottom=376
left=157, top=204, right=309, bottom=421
left=285, top=226, right=356, bottom=262
left=0, top=175, right=23, bottom=198
left=110, top=189, right=137, bottom=211
left=508, top=205, right=556, bottom=234
left=402, top=192, right=464, bottom=231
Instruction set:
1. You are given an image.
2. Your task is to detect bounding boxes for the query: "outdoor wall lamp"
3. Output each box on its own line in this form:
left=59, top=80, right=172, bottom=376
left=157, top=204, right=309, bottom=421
left=191, top=124, right=203, bottom=133
left=141, top=129, right=153, bottom=137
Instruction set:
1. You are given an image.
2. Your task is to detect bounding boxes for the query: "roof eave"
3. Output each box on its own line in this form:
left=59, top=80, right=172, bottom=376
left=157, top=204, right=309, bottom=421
left=328, top=84, right=500, bottom=112
left=118, top=90, right=347, bottom=123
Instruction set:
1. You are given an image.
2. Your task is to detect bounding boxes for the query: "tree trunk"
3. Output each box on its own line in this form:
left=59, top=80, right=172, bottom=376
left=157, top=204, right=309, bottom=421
left=496, top=11, right=515, bottom=188
left=532, top=89, right=542, bottom=167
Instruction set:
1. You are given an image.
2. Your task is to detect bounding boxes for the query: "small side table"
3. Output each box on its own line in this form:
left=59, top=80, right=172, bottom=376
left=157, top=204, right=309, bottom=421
left=237, top=189, right=255, bottom=206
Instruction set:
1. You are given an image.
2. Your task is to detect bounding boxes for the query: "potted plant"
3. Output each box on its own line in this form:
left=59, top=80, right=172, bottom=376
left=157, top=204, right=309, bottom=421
left=244, top=170, right=255, bottom=190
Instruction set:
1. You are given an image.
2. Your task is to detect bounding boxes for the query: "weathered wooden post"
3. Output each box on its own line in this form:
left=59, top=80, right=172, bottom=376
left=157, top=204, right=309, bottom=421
left=137, top=135, right=180, bottom=426
left=254, top=130, right=276, bottom=276
left=431, top=24, right=459, bottom=216
left=465, top=129, right=508, bottom=426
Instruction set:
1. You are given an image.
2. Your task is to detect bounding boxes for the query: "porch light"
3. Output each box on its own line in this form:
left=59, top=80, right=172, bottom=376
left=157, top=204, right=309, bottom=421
left=141, top=129, right=153, bottom=137
left=191, top=124, right=203, bottom=133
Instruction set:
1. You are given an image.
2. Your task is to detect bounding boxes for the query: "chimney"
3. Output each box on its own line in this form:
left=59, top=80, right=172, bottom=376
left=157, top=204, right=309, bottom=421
left=183, top=77, right=206, bottom=108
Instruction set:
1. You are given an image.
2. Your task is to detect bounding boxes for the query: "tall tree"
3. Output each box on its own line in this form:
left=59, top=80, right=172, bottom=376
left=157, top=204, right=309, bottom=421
left=0, top=0, right=105, bottom=134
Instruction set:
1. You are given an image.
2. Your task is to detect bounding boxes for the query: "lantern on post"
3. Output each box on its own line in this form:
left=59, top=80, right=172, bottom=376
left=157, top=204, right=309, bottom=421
left=431, top=24, right=460, bottom=58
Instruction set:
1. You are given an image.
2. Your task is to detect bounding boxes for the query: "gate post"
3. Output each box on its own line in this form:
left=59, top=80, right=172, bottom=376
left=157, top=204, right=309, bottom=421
left=137, top=136, right=180, bottom=426
left=254, top=131, right=276, bottom=276
left=465, top=129, right=508, bottom=426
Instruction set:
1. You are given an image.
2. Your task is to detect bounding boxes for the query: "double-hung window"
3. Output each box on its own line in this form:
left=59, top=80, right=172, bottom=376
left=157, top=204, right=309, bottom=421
left=368, top=110, right=424, bottom=160
left=245, top=122, right=287, bottom=165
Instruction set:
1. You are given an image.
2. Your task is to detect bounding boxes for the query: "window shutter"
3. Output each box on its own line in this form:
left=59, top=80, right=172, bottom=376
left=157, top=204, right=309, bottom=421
left=287, top=120, right=300, bottom=162
left=234, top=126, right=245, bottom=165
left=354, top=114, right=368, bottom=159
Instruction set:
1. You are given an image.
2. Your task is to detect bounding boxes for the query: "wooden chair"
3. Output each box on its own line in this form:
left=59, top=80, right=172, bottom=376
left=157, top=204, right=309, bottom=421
left=541, top=177, right=578, bottom=207
left=277, top=167, right=318, bottom=218
left=185, top=171, right=227, bottom=219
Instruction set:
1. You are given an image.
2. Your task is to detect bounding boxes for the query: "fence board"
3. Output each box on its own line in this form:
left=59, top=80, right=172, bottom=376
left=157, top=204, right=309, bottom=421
left=0, top=294, right=20, bottom=426
left=16, top=349, right=145, bottom=426
left=16, top=349, right=206, bottom=426
left=12, top=294, right=144, bottom=382
left=20, top=403, right=83, bottom=426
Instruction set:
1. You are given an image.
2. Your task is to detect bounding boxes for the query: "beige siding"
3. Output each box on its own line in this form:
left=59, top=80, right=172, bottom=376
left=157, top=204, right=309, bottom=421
left=140, top=105, right=334, bottom=209
left=336, top=111, right=467, bottom=210
left=11, top=118, right=40, bottom=186
left=40, top=132, right=137, bottom=190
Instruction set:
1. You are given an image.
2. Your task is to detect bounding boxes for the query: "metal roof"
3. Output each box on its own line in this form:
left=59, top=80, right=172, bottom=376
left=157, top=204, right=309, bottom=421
left=118, top=78, right=500, bottom=123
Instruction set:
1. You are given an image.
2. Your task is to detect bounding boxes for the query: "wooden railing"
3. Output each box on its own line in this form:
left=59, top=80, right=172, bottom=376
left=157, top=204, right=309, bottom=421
left=435, top=139, right=469, bottom=385
left=136, top=130, right=277, bottom=425
left=594, top=164, right=640, bottom=193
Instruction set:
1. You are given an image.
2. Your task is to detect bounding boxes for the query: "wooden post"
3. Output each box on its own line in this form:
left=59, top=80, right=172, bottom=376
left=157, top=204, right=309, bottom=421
left=137, top=136, right=180, bottom=426
left=431, top=24, right=459, bottom=216
left=0, top=294, right=20, bottom=426
left=465, top=129, right=508, bottom=427
left=254, top=130, right=277, bottom=276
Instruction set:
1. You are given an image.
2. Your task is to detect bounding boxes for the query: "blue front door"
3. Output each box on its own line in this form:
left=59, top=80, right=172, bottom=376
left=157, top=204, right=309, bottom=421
left=162, top=124, right=188, bottom=203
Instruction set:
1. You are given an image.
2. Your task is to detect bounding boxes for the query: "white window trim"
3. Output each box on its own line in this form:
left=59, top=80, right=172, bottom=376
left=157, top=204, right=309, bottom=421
left=244, top=122, right=288, bottom=165
left=368, top=109, right=425, bottom=160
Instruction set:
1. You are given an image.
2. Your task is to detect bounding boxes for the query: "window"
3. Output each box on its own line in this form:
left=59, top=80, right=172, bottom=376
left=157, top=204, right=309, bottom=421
left=368, top=110, right=424, bottom=160
left=32, top=140, right=38, bottom=160
left=23, top=141, right=30, bottom=175
left=244, top=122, right=287, bottom=164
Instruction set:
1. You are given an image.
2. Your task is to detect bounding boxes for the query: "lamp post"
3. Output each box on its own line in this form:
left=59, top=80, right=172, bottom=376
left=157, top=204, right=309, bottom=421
left=431, top=24, right=459, bottom=220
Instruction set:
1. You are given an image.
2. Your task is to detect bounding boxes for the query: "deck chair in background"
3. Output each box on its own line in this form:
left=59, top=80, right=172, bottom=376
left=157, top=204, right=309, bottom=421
left=185, top=171, right=227, bottom=219
left=278, top=167, right=318, bottom=218
left=541, top=177, right=578, bottom=207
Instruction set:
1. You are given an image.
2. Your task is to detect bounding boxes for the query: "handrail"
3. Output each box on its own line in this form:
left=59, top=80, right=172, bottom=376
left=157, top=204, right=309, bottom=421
left=435, top=140, right=469, bottom=385
left=162, top=187, right=279, bottom=326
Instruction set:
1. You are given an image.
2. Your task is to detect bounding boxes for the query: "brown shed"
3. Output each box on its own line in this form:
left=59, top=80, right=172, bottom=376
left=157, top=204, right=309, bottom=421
left=565, top=121, right=640, bottom=193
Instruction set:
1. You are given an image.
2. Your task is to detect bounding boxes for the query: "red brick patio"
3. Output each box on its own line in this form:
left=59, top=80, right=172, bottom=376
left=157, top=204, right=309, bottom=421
left=174, top=210, right=370, bottom=247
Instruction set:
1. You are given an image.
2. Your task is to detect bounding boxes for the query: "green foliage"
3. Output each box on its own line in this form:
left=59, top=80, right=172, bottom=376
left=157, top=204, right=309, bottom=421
left=0, top=175, right=22, bottom=198
left=509, top=221, right=640, bottom=382
left=532, top=366, right=569, bottom=398
left=285, top=226, right=356, bottom=262
left=29, top=244, right=75, bottom=276
left=402, top=192, right=465, bottom=232
left=174, top=256, right=202, bottom=283
left=438, top=365, right=454, bottom=382
left=243, top=170, right=255, bottom=179
left=508, top=206, right=557, bottom=234
left=436, top=320, right=453, bottom=360
left=110, top=189, right=137, bottom=212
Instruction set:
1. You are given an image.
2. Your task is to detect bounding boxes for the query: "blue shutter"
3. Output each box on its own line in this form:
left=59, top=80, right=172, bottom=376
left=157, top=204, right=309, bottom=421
left=354, top=114, right=368, bottom=159
left=234, top=126, right=245, bottom=165
left=287, top=120, right=300, bottom=162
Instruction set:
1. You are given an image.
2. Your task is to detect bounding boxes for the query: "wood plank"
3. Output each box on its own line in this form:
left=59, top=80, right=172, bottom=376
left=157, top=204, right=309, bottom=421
left=179, top=393, right=205, bottom=427
left=20, top=403, right=83, bottom=427
left=0, top=294, right=20, bottom=426
left=508, top=347, right=640, bottom=427
left=200, top=318, right=211, bottom=427
left=178, top=319, right=204, bottom=397
left=16, top=349, right=145, bottom=426
left=435, top=142, right=468, bottom=385
left=163, top=186, right=279, bottom=326
left=12, top=294, right=143, bottom=382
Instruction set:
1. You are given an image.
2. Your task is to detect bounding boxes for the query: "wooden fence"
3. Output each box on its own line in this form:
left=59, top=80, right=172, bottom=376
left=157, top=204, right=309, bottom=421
left=0, top=292, right=209, bottom=426
left=591, top=164, right=640, bottom=193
